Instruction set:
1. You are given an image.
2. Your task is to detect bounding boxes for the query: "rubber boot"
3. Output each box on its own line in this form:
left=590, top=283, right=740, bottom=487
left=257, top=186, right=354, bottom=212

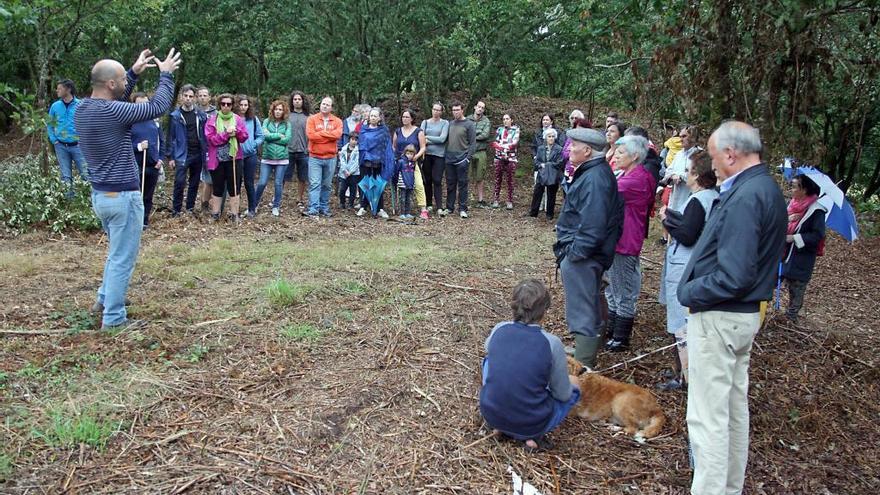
left=228, top=196, right=241, bottom=223
left=574, top=334, right=602, bottom=369
left=603, top=311, right=618, bottom=344
left=606, top=317, right=634, bottom=352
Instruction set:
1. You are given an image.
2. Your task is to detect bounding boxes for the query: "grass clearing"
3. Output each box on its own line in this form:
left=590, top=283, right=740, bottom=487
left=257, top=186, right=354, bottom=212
left=279, top=323, right=321, bottom=342
left=34, top=409, right=122, bottom=449
left=266, top=279, right=312, bottom=307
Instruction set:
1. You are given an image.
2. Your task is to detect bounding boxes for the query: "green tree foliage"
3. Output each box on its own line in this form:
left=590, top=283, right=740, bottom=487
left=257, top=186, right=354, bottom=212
left=1, top=0, right=879, bottom=198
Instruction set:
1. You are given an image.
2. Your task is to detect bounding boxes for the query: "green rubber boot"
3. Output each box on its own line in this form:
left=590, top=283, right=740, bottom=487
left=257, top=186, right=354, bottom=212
left=574, top=335, right=602, bottom=369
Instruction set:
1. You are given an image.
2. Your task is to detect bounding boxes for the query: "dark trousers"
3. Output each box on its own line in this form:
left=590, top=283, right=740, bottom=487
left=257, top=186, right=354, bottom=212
left=424, top=155, right=443, bottom=208
left=398, top=187, right=413, bottom=215
left=785, top=277, right=809, bottom=320
left=359, top=165, right=384, bottom=212
left=339, top=174, right=360, bottom=207
left=445, top=157, right=469, bottom=212
left=530, top=183, right=559, bottom=218
left=241, top=154, right=259, bottom=213
left=211, top=160, right=243, bottom=197
left=172, top=155, right=203, bottom=213
left=139, top=165, right=160, bottom=226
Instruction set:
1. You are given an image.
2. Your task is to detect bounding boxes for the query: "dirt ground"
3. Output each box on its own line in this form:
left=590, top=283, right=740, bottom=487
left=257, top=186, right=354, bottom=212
left=1, top=173, right=879, bottom=494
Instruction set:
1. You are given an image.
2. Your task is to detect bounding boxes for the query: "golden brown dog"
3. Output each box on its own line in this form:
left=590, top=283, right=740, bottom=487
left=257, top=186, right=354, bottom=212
left=566, top=356, right=665, bottom=439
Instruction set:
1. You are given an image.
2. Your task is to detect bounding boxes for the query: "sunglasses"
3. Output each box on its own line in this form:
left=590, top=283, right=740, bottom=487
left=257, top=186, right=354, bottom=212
left=220, top=101, right=233, bottom=107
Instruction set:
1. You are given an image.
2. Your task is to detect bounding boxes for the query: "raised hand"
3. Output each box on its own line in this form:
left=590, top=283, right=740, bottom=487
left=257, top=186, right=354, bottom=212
left=155, top=48, right=182, bottom=74
left=132, top=49, right=155, bottom=74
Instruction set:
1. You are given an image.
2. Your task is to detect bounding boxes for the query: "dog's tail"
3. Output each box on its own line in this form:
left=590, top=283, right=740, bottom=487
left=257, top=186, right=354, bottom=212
left=640, top=410, right=666, bottom=439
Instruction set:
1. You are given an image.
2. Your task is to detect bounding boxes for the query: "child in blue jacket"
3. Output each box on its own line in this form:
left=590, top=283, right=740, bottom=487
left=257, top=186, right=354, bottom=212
left=394, top=145, right=417, bottom=219
left=479, top=279, right=581, bottom=452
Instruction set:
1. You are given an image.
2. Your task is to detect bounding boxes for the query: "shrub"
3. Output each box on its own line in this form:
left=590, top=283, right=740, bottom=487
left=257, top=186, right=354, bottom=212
left=266, top=279, right=310, bottom=307
left=0, top=155, right=100, bottom=234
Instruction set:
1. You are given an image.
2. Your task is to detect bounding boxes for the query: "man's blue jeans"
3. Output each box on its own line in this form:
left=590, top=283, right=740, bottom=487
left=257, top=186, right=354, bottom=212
left=54, top=142, right=89, bottom=194
left=307, top=156, right=335, bottom=214
left=255, top=163, right=288, bottom=209
left=91, top=190, right=144, bottom=327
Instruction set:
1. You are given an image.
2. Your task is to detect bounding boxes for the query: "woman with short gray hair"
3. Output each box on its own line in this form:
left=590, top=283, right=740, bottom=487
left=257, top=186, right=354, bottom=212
left=529, top=127, right=564, bottom=218
left=603, top=135, right=658, bottom=352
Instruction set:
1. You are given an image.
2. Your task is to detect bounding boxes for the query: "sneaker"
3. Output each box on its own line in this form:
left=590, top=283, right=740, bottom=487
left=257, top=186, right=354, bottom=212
left=89, top=298, right=132, bottom=315
left=356, top=207, right=366, bottom=217
left=228, top=213, right=241, bottom=224
left=171, top=211, right=181, bottom=218
left=438, top=208, right=449, bottom=217
left=478, top=200, right=487, bottom=207
left=246, top=211, right=256, bottom=219
left=271, top=207, right=280, bottom=217
left=378, top=209, right=389, bottom=219
left=420, top=210, right=429, bottom=220
left=460, top=210, right=469, bottom=219
left=297, top=201, right=305, bottom=210
left=303, top=210, right=319, bottom=217
left=491, top=201, right=499, bottom=208
left=399, top=214, right=407, bottom=220
left=101, top=318, right=147, bottom=333
left=209, top=213, right=220, bottom=223
left=506, top=202, right=513, bottom=210
left=427, top=206, right=434, bottom=212
left=320, top=211, right=333, bottom=218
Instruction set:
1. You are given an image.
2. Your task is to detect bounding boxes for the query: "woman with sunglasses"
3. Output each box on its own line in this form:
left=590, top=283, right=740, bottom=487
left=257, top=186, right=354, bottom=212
left=205, top=93, right=249, bottom=222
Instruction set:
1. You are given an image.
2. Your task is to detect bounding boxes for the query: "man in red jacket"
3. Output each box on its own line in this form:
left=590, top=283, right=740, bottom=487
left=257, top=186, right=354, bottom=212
left=304, top=96, right=342, bottom=217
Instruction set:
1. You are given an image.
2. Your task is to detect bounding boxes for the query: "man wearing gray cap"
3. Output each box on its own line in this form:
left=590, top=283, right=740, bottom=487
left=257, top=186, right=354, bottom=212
left=553, top=128, right=624, bottom=368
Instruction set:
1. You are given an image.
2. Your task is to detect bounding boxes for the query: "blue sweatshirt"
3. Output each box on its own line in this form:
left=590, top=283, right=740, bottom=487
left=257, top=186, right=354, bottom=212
left=479, top=321, right=573, bottom=439
left=131, top=119, right=163, bottom=165
left=240, top=117, right=264, bottom=157
left=75, top=70, right=174, bottom=192
left=47, top=97, right=81, bottom=144
left=166, top=106, right=207, bottom=163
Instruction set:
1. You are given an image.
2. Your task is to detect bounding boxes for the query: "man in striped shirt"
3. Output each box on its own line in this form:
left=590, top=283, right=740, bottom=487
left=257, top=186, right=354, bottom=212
left=75, top=48, right=181, bottom=331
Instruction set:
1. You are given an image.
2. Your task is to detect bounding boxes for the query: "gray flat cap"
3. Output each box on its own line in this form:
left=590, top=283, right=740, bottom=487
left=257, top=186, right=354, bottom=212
left=567, top=128, right=606, bottom=149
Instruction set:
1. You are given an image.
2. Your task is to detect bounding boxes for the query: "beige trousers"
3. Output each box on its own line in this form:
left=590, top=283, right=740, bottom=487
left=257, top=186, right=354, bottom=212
left=686, top=310, right=760, bottom=495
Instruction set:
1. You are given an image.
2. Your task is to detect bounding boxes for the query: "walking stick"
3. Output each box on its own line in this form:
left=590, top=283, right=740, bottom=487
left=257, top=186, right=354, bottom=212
left=141, top=144, right=147, bottom=195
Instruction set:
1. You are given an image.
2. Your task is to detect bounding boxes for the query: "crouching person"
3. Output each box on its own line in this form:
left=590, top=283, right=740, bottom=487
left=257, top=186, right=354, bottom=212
left=479, top=279, right=580, bottom=452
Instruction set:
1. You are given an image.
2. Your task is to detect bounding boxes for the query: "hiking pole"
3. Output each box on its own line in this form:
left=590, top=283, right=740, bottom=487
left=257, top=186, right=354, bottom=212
left=141, top=143, right=147, bottom=195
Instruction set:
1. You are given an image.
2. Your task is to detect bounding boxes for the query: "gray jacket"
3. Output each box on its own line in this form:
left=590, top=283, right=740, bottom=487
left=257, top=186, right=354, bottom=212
left=677, top=164, right=787, bottom=313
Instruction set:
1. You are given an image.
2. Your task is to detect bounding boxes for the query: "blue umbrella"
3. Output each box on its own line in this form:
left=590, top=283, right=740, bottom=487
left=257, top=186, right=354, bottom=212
left=358, top=174, right=387, bottom=215
left=795, top=166, right=859, bottom=242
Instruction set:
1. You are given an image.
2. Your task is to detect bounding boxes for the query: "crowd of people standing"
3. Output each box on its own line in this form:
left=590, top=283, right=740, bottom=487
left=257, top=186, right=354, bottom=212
left=55, top=47, right=828, bottom=495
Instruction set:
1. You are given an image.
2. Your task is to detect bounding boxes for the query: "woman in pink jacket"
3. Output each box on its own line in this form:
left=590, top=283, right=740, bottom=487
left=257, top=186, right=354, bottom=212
left=204, top=93, right=249, bottom=222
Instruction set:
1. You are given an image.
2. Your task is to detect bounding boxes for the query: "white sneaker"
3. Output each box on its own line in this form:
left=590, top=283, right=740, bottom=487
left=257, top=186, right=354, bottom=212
left=271, top=207, right=280, bottom=217
left=491, top=201, right=499, bottom=208
left=506, top=202, right=513, bottom=210
left=427, top=206, right=434, bottom=212
left=460, top=210, right=469, bottom=218
left=378, top=209, right=389, bottom=219
left=356, top=207, right=366, bottom=217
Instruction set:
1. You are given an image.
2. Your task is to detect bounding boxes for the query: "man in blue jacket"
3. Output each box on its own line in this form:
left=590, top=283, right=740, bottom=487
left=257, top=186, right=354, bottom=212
left=553, top=127, right=624, bottom=368
left=677, top=121, right=786, bottom=495
left=47, top=79, right=89, bottom=197
left=166, top=84, right=207, bottom=216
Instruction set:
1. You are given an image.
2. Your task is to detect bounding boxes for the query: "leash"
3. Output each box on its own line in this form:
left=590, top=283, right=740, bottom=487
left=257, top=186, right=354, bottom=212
left=590, top=342, right=679, bottom=374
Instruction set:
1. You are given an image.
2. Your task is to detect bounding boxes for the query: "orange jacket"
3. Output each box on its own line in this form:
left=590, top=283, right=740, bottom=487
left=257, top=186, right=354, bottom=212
left=306, top=113, right=343, bottom=158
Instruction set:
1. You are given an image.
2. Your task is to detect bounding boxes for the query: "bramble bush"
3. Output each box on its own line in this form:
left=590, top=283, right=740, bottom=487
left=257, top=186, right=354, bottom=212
left=0, top=155, right=100, bottom=234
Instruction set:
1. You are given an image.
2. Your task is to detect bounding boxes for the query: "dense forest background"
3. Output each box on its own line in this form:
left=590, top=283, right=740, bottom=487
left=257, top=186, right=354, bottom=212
left=2, top=0, right=879, bottom=199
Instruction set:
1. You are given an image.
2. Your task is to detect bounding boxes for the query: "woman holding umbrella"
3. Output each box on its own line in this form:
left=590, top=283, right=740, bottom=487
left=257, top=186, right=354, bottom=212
left=205, top=93, right=249, bottom=223
left=781, top=174, right=827, bottom=324
left=356, top=108, right=395, bottom=219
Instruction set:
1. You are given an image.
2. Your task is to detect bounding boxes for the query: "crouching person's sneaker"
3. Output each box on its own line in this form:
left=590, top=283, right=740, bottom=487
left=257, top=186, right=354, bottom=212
left=101, top=318, right=147, bottom=333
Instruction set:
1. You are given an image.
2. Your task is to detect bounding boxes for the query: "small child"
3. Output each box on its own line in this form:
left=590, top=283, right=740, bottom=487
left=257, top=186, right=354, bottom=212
left=395, top=145, right=417, bottom=219
left=337, top=131, right=360, bottom=209
left=479, top=279, right=581, bottom=452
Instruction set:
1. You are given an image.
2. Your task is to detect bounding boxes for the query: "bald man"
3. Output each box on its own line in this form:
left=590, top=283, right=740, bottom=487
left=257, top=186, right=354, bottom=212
left=76, top=48, right=181, bottom=331
left=677, top=121, right=786, bottom=495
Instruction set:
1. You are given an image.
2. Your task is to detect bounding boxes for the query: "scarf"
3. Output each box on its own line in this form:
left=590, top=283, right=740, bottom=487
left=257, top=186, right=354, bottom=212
left=787, top=195, right=817, bottom=235
left=216, top=112, right=239, bottom=159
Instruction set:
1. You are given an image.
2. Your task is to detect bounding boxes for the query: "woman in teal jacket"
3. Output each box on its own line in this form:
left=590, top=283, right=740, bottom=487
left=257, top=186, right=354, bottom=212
left=255, top=100, right=292, bottom=216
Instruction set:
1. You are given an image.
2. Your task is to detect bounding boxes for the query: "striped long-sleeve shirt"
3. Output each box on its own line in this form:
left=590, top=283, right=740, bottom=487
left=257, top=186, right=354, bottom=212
left=75, top=70, right=175, bottom=192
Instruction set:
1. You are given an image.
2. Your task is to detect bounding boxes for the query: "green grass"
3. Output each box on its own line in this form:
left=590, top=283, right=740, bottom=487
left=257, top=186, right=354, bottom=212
left=34, top=410, right=121, bottom=448
left=139, top=237, right=472, bottom=283
left=0, top=453, right=12, bottom=481
left=266, top=279, right=312, bottom=307
left=279, top=324, right=321, bottom=342
left=177, top=344, right=209, bottom=363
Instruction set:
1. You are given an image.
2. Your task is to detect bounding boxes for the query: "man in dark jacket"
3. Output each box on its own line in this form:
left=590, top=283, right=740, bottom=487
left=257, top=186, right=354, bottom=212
left=554, top=128, right=624, bottom=368
left=166, top=84, right=207, bottom=216
left=677, top=121, right=786, bottom=495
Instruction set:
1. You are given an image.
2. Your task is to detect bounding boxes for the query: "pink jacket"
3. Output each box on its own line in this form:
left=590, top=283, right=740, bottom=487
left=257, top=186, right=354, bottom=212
left=204, top=113, right=249, bottom=171
left=615, top=164, right=657, bottom=256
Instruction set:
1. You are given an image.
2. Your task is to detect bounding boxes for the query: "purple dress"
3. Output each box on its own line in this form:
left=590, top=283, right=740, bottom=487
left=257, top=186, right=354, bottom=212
left=394, top=126, right=423, bottom=158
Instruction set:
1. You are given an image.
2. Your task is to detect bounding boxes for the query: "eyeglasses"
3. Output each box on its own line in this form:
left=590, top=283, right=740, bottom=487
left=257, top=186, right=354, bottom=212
left=220, top=101, right=233, bottom=107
